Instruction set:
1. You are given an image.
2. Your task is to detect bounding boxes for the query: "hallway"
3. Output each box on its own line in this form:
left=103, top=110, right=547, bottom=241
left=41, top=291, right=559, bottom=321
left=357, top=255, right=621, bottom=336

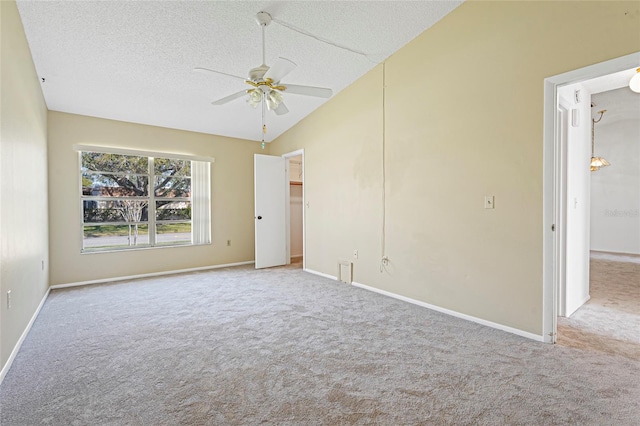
left=557, top=252, right=640, bottom=360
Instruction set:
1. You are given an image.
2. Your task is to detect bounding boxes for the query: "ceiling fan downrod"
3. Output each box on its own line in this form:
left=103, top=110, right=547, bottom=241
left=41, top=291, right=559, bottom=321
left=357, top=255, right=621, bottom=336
left=256, top=12, right=272, bottom=66
left=257, top=11, right=272, bottom=150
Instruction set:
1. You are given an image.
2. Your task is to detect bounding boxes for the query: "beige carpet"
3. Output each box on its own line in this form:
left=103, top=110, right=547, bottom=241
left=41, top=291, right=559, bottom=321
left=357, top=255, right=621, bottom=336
left=557, top=252, right=640, bottom=360
left=1, top=262, right=639, bottom=424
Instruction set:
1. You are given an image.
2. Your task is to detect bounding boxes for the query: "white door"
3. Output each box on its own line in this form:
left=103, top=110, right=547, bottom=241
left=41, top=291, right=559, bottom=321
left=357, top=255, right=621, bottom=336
left=560, top=85, right=592, bottom=317
left=254, top=154, right=287, bottom=269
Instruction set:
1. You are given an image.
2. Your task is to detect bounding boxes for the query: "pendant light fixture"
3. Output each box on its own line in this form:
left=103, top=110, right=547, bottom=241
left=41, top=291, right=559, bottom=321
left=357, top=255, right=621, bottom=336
left=590, top=109, right=610, bottom=172
left=630, top=67, right=640, bottom=93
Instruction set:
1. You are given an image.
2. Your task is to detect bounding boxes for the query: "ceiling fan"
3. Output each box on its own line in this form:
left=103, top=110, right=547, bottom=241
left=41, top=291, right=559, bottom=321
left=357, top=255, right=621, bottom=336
left=194, top=12, right=333, bottom=117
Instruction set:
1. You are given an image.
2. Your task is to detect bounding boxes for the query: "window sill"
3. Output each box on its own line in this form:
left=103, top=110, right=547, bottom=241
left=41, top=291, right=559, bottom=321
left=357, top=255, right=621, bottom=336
left=81, top=242, right=211, bottom=255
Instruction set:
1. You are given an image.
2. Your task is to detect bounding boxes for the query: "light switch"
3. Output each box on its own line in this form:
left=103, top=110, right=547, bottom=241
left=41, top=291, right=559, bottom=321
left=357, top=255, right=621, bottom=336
left=484, top=195, right=495, bottom=209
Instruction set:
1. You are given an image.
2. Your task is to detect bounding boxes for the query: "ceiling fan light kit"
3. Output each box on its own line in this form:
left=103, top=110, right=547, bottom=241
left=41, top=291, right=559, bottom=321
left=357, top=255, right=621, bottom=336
left=266, top=90, right=283, bottom=111
left=247, top=89, right=262, bottom=107
left=195, top=11, right=333, bottom=147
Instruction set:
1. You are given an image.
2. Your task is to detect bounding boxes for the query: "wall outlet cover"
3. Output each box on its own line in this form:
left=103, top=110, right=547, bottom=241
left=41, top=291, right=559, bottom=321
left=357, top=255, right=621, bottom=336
left=484, top=195, right=495, bottom=209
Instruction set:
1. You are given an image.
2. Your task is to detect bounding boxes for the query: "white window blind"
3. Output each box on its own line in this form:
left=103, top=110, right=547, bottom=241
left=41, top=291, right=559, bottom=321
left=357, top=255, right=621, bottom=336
left=191, top=160, right=211, bottom=245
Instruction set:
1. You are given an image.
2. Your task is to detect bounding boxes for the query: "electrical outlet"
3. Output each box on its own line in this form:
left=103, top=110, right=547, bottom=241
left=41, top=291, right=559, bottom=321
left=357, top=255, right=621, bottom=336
left=227, top=240, right=231, bottom=246
left=353, top=249, right=358, bottom=260
left=7, top=290, right=11, bottom=310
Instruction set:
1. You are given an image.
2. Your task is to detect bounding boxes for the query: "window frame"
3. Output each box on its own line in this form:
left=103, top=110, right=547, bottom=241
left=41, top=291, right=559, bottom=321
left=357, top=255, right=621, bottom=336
left=75, top=145, right=214, bottom=254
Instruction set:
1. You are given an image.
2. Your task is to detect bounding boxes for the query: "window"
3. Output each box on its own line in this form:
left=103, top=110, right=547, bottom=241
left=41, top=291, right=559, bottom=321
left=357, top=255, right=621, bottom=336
left=78, top=147, right=212, bottom=252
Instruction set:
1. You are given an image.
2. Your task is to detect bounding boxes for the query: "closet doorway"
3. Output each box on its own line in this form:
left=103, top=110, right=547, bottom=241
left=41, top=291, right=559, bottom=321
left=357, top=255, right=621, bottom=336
left=283, top=150, right=304, bottom=268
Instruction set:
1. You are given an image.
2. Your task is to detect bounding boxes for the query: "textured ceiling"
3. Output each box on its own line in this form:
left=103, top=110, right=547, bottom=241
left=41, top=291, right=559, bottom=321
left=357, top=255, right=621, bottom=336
left=16, top=0, right=463, bottom=143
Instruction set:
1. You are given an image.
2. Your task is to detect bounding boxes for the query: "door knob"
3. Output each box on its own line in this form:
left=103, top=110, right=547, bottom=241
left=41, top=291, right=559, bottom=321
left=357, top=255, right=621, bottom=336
left=257, top=216, right=262, bottom=220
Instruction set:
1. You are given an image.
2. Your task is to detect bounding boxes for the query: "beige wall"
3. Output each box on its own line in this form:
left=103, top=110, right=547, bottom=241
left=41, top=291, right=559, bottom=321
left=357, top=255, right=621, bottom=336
left=0, top=1, right=50, bottom=368
left=270, top=1, right=640, bottom=335
left=48, top=112, right=266, bottom=285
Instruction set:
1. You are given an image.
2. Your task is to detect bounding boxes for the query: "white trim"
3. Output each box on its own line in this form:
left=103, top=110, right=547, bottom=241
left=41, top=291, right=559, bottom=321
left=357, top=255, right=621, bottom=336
left=282, top=149, right=305, bottom=270
left=73, top=144, right=215, bottom=163
left=282, top=149, right=305, bottom=157
left=291, top=254, right=303, bottom=259
left=284, top=158, right=291, bottom=265
left=81, top=241, right=209, bottom=255
left=555, top=105, right=569, bottom=320
left=50, top=261, right=255, bottom=289
left=303, top=268, right=337, bottom=281
left=564, top=294, right=591, bottom=318
left=542, top=52, right=640, bottom=344
left=352, top=281, right=545, bottom=342
left=0, top=288, right=51, bottom=385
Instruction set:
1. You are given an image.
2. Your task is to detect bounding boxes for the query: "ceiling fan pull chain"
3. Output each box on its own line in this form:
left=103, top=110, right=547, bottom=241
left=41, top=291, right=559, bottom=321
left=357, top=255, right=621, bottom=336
left=261, top=97, right=266, bottom=150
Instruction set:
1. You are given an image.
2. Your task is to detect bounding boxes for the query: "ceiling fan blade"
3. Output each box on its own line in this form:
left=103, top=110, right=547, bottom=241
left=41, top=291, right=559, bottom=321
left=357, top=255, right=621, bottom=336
left=283, top=84, right=333, bottom=99
left=211, top=90, right=247, bottom=106
left=194, top=67, right=245, bottom=81
left=264, top=57, right=297, bottom=83
left=273, top=102, right=289, bottom=116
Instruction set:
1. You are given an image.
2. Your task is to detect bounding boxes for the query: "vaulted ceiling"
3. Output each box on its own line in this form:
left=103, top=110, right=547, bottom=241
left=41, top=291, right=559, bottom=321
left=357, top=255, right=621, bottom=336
left=16, top=1, right=463, bottom=142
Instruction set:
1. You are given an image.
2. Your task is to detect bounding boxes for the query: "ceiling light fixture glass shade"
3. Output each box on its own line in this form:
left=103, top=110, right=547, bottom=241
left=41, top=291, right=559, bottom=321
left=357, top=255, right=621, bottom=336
left=590, top=156, right=610, bottom=171
left=590, top=109, right=610, bottom=172
left=630, top=68, right=640, bottom=93
left=247, top=89, right=262, bottom=107
left=265, top=90, right=283, bottom=111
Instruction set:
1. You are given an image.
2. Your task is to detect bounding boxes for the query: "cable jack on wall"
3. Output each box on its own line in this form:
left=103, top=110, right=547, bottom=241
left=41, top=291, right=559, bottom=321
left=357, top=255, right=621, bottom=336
left=379, top=256, right=389, bottom=273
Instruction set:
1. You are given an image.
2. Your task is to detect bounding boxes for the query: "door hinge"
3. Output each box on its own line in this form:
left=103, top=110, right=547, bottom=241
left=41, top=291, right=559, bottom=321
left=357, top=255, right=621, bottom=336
left=551, top=224, right=555, bottom=231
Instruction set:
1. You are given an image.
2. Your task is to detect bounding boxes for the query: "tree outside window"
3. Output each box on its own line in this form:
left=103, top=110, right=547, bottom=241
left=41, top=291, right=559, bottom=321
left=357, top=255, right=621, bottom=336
left=81, top=152, right=192, bottom=252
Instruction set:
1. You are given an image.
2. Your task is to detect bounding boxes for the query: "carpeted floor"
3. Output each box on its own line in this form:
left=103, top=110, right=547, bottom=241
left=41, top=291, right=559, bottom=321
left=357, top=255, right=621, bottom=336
left=1, top=263, right=639, bottom=425
left=557, top=252, right=640, bottom=360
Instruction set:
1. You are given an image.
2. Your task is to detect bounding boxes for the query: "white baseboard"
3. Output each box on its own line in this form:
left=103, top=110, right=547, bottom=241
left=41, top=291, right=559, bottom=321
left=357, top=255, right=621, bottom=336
left=0, top=288, right=51, bottom=385
left=291, top=254, right=303, bottom=259
left=352, top=281, right=545, bottom=342
left=51, top=260, right=255, bottom=289
left=303, top=268, right=337, bottom=281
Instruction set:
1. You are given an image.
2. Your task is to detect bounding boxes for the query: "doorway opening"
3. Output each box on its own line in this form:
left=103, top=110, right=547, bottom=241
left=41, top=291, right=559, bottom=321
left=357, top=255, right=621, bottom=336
left=556, top=87, right=640, bottom=358
left=543, top=52, right=640, bottom=348
left=283, top=149, right=305, bottom=269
